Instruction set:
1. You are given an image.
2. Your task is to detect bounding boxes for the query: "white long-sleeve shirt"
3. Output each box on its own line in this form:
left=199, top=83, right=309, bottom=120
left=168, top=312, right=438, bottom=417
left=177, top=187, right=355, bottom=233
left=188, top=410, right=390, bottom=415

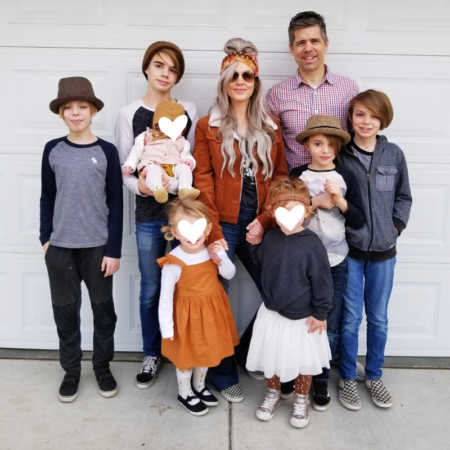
left=158, top=246, right=235, bottom=339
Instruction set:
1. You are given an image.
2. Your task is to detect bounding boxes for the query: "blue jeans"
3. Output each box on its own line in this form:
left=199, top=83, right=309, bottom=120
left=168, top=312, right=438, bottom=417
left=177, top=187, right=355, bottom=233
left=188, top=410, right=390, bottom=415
left=136, top=220, right=167, bottom=357
left=339, top=256, right=396, bottom=381
left=206, top=207, right=261, bottom=391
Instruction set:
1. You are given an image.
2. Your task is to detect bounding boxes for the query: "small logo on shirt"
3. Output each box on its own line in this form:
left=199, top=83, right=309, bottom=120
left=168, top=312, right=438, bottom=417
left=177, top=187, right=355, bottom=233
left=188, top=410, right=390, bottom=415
left=91, top=157, right=98, bottom=165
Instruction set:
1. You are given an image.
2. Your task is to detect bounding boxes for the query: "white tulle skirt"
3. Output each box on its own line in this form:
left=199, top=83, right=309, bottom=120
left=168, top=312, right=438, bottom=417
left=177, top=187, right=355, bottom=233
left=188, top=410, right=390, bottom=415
left=246, top=304, right=331, bottom=382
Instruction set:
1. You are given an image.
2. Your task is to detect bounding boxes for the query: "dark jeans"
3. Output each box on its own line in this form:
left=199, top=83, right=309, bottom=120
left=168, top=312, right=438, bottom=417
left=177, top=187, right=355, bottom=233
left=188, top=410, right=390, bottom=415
left=135, top=220, right=167, bottom=357
left=206, top=207, right=262, bottom=391
left=45, top=245, right=117, bottom=375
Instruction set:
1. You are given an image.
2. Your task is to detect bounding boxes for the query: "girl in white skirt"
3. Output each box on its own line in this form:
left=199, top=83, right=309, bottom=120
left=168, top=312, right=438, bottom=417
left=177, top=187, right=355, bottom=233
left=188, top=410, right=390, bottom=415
left=246, top=176, right=333, bottom=428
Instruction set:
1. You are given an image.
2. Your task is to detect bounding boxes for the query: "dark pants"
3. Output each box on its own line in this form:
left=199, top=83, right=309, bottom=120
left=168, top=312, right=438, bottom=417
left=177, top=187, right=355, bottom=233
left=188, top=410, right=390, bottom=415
left=312, top=258, right=348, bottom=389
left=45, top=245, right=117, bottom=375
left=206, top=207, right=262, bottom=391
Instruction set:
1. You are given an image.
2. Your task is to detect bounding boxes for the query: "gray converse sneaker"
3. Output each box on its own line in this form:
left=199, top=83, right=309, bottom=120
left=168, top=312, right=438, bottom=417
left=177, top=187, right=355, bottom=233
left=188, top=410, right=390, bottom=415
left=365, top=379, right=393, bottom=408
left=220, top=383, right=244, bottom=403
left=256, top=388, right=281, bottom=421
left=338, top=379, right=362, bottom=411
left=136, top=355, right=160, bottom=389
left=290, top=394, right=310, bottom=428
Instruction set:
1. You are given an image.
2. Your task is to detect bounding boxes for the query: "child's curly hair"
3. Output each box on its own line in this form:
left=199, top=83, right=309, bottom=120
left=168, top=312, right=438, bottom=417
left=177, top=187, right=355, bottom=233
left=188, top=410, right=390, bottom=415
left=265, top=176, right=312, bottom=217
left=161, top=198, right=212, bottom=241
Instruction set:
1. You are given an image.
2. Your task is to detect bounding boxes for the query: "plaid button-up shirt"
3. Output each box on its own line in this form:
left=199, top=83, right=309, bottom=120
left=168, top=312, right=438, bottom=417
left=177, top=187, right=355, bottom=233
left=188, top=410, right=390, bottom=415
left=266, top=69, right=359, bottom=169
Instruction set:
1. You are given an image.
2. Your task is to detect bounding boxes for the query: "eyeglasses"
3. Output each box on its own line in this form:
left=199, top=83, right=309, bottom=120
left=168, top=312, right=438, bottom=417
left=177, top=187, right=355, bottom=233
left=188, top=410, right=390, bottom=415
left=231, top=71, right=256, bottom=82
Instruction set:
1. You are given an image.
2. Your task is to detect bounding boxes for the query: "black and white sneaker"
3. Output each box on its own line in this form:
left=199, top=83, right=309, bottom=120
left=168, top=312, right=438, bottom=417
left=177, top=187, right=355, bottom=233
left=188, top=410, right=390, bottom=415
left=338, top=379, right=361, bottom=411
left=95, top=367, right=118, bottom=398
left=58, top=372, right=80, bottom=403
left=312, top=382, right=332, bottom=412
left=365, top=379, right=393, bottom=408
left=136, top=355, right=160, bottom=389
left=192, top=386, right=219, bottom=406
left=177, top=394, right=209, bottom=416
left=220, top=383, right=244, bottom=403
left=280, top=380, right=294, bottom=400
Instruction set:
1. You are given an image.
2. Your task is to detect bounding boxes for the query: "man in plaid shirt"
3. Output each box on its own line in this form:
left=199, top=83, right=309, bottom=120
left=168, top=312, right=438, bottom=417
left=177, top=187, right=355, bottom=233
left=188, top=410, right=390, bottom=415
left=266, top=11, right=359, bottom=169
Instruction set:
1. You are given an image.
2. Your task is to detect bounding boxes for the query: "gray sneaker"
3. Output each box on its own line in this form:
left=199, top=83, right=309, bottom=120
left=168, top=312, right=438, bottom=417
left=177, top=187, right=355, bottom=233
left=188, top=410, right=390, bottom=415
left=256, top=388, right=281, bottom=421
left=338, top=379, right=362, bottom=411
left=365, top=379, right=393, bottom=408
left=290, top=394, right=310, bottom=428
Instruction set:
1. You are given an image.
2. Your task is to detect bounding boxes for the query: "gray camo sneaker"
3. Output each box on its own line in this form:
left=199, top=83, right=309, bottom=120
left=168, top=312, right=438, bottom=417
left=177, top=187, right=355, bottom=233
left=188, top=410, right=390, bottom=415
left=290, top=393, right=310, bottom=428
left=365, top=379, right=393, bottom=408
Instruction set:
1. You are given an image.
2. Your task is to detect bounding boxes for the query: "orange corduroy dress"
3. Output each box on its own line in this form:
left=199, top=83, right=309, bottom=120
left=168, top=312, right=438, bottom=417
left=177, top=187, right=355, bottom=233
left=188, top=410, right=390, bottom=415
left=157, top=254, right=239, bottom=371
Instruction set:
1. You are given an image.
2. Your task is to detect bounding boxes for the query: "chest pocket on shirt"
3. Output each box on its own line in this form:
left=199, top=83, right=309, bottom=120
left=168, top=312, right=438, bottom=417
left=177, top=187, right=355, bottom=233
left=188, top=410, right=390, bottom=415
left=376, top=166, right=397, bottom=191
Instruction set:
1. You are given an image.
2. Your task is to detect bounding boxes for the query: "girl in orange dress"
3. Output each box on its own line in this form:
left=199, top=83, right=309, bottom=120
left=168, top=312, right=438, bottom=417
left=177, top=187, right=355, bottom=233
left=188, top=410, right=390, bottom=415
left=158, top=198, right=239, bottom=415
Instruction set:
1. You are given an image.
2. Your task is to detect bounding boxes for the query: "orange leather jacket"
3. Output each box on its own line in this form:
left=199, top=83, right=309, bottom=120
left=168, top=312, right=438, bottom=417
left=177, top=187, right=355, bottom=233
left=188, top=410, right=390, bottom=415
left=193, top=113, right=288, bottom=244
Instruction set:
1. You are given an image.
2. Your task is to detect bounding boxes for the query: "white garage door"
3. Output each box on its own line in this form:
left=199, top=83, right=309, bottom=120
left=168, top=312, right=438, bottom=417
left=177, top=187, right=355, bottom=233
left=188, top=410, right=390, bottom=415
left=1, top=1, right=449, bottom=356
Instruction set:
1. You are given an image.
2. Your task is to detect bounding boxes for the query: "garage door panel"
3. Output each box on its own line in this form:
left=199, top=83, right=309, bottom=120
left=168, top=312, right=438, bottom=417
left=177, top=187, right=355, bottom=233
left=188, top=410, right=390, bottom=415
left=1, top=2, right=449, bottom=55
left=359, top=264, right=450, bottom=356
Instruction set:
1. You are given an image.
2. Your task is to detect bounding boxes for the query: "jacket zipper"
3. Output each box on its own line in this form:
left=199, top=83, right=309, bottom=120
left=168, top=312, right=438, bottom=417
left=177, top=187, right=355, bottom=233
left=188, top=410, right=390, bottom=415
left=366, top=156, right=374, bottom=251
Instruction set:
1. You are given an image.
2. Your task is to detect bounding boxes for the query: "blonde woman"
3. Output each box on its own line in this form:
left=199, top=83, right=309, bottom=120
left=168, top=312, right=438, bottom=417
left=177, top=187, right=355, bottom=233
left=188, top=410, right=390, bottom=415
left=193, top=37, right=288, bottom=402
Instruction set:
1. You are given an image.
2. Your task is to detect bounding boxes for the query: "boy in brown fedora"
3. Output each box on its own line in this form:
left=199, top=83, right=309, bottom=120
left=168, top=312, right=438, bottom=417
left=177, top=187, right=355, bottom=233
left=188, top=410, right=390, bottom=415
left=40, top=76, right=123, bottom=402
left=290, top=115, right=364, bottom=411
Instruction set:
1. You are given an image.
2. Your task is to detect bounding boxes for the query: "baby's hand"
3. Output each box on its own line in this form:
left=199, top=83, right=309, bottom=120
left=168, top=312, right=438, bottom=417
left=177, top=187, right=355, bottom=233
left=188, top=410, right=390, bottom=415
left=246, top=219, right=264, bottom=245
left=311, top=192, right=335, bottom=210
left=122, top=165, right=134, bottom=175
left=324, top=179, right=342, bottom=199
left=305, top=316, right=327, bottom=334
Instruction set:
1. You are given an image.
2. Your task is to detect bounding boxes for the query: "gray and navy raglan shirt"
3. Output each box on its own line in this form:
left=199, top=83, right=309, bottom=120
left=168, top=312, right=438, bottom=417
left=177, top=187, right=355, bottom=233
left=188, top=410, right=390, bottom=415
left=39, top=137, right=123, bottom=258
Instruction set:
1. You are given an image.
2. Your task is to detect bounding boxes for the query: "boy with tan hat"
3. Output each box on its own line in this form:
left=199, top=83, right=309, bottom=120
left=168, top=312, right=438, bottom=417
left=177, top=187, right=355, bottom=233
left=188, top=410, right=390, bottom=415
left=290, top=115, right=364, bottom=411
left=40, top=76, right=123, bottom=402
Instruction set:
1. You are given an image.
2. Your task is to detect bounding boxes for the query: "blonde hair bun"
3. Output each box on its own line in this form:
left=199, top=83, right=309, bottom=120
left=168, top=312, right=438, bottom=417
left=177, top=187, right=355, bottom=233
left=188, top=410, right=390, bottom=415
left=223, top=37, right=258, bottom=57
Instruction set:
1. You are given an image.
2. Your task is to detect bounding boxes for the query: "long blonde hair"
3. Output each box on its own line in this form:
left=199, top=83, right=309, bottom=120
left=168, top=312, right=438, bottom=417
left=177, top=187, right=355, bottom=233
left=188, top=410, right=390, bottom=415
left=212, top=38, right=275, bottom=180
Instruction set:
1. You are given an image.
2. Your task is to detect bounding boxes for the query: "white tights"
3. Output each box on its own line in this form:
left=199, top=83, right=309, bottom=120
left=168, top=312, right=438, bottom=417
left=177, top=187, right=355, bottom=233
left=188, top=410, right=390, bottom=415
left=176, top=367, right=208, bottom=399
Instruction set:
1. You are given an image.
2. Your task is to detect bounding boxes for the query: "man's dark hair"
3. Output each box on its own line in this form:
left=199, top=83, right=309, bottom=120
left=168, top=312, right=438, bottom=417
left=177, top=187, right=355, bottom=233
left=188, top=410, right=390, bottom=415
left=288, top=11, right=328, bottom=45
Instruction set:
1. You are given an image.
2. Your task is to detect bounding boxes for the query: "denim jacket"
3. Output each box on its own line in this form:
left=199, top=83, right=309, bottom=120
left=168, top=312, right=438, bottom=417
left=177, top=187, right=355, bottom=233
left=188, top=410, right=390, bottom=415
left=336, top=135, right=412, bottom=261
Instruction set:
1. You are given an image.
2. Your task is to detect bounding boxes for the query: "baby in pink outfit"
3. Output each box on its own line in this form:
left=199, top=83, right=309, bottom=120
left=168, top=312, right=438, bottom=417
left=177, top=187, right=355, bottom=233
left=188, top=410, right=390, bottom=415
left=122, top=101, right=200, bottom=203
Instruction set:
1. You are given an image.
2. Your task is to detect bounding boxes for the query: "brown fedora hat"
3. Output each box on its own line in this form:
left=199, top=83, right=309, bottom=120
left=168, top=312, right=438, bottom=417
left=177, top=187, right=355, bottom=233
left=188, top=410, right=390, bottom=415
left=49, top=76, right=104, bottom=114
left=296, top=115, right=350, bottom=145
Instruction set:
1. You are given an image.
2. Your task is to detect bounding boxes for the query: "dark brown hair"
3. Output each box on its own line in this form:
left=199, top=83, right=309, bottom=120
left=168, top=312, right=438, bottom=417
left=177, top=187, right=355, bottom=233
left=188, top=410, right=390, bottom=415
left=348, top=89, right=394, bottom=131
left=304, top=134, right=343, bottom=155
left=288, top=11, right=328, bottom=45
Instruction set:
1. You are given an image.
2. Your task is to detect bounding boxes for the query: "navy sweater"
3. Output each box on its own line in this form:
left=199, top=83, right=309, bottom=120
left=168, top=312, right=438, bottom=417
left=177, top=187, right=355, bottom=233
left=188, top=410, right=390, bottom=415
left=252, top=228, right=333, bottom=321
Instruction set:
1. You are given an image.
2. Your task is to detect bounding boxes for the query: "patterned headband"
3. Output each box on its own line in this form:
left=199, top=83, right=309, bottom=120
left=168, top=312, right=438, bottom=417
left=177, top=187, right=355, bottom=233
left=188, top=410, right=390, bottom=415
left=221, top=52, right=259, bottom=75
